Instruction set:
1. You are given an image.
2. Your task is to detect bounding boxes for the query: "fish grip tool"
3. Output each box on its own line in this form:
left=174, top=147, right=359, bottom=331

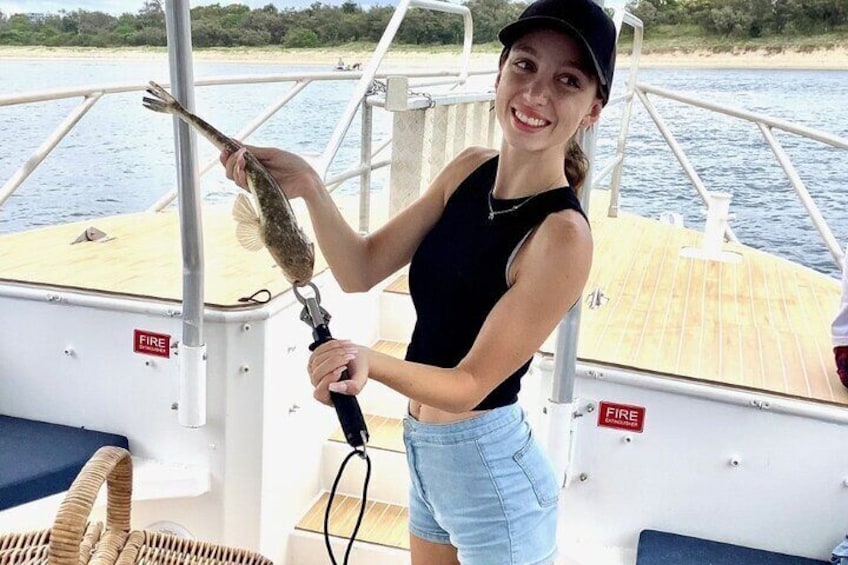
left=293, top=282, right=370, bottom=565
left=294, top=282, right=370, bottom=449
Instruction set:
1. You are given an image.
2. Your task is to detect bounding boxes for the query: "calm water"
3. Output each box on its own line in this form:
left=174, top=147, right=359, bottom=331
left=1, top=58, right=846, bottom=277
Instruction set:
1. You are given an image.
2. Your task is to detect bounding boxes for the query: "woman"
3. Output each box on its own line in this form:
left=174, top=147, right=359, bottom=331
left=222, top=0, right=616, bottom=562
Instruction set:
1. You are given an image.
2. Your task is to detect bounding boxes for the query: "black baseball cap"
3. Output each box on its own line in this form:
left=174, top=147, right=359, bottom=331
left=498, top=0, right=617, bottom=105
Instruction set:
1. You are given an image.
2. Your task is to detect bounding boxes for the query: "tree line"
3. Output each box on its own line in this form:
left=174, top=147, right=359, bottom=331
left=0, top=0, right=844, bottom=48
left=632, top=0, right=846, bottom=37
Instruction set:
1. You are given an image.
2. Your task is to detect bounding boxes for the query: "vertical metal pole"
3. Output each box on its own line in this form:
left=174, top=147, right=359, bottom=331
left=550, top=127, right=595, bottom=405
left=359, top=101, right=373, bottom=234
left=543, top=127, right=596, bottom=488
left=165, top=0, right=207, bottom=428
left=607, top=11, right=642, bottom=218
left=543, top=0, right=607, bottom=486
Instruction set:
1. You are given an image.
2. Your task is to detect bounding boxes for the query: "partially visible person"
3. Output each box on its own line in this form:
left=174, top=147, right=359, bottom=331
left=221, top=0, right=616, bottom=561
left=833, top=245, right=848, bottom=389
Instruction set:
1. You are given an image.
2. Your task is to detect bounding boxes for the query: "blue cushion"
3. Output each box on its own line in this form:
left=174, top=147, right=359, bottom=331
left=0, top=415, right=129, bottom=511
left=637, top=530, right=829, bottom=565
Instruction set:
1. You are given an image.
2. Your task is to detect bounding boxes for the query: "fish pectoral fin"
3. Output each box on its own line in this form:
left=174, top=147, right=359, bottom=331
left=232, top=192, right=259, bottom=224
left=235, top=222, right=265, bottom=251
left=233, top=193, right=264, bottom=251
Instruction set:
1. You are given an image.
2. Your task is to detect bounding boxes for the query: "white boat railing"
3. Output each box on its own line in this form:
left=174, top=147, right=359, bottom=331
left=317, top=0, right=473, bottom=180
left=0, top=70, right=478, bottom=213
left=603, top=73, right=848, bottom=268
left=603, top=9, right=642, bottom=217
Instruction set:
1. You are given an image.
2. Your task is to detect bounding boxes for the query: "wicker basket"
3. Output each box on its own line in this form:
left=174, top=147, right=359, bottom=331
left=0, top=524, right=104, bottom=565
left=0, top=447, right=273, bottom=565
left=0, top=445, right=131, bottom=565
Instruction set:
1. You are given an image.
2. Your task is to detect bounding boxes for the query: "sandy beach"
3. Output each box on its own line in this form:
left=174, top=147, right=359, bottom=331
left=1, top=44, right=847, bottom=71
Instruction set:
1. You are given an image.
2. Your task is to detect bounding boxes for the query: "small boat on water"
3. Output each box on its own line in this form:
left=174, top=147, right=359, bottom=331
left=1, top=0, right=847, bottom=563
left=334, top=59, right=361, bottom=71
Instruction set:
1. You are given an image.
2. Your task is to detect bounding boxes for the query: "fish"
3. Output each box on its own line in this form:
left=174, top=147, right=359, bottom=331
left=142, top=81, right=315, bottom=286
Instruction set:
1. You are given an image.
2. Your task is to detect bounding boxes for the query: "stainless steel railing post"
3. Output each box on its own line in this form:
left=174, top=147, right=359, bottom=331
left=165, top=0, right=207, bottom=428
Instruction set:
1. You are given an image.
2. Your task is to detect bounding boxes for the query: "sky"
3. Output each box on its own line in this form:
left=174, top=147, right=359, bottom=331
left=0, top=0, right=362, bottom=16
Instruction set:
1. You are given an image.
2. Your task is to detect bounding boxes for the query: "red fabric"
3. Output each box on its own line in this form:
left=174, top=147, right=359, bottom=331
left=836, top=346, right=848, bottom=389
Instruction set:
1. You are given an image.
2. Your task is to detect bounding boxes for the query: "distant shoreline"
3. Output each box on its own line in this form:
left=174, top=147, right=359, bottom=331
left=1, top=45, right=847, bottom=71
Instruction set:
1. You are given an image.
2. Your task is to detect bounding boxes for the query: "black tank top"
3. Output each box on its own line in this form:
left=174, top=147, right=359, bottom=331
left=406, top=155, right=587, bottom=410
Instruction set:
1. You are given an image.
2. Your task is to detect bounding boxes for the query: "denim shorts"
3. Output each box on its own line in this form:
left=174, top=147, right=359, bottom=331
left=403, top=403, right=558, bottom=565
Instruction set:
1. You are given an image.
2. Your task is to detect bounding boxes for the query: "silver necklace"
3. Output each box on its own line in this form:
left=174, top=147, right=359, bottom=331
left=487, top=187, right=541, bottom=220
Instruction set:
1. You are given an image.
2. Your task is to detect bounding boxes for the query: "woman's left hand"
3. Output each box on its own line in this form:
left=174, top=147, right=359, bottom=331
left=307, top=340, right=368, bottom=406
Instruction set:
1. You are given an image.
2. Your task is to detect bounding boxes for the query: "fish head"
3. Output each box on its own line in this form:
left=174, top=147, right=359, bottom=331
left=277, top=241, right=315, bottom=286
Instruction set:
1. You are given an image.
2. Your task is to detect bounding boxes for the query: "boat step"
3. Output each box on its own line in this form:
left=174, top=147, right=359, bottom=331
left=324, top=411, right=408, bottom=506
left=295, top=492, right=410, bottom=551
left=385, top=275, right=409, bottom=294
left=349, top=339, right=410, bottom=419
left=379, top=276, right=415, bottom=345
left=329, top=413, right=405, bottom=453
left=322, top=337, right=410, bottom=505
left=372, top=339, right=408, bottom=361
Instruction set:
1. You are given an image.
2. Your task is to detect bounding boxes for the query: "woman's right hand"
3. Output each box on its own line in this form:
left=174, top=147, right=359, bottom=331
left=220, top=145, right=323, bottom=200
left=308, top=340, right=368, bottom=406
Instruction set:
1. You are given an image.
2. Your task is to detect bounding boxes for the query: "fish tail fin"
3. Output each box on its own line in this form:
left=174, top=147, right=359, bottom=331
left=147, top=81, right=178, bottom=104
left=141, top=97, right=170, bottom=114
left=233, top=193, right=264, bottom=251
left=142, top=81, right=183, bottom=114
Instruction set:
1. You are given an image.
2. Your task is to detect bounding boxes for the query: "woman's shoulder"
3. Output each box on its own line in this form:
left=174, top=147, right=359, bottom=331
left=531, top=207, right=593, bottom=259
left=548, top=205, right=591, bottom=238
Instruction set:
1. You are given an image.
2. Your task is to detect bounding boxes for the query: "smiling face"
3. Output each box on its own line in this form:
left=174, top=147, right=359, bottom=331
left=495, top=28, right=603, bottom=158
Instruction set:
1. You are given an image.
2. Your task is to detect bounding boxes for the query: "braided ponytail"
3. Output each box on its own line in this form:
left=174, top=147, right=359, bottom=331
left=563, top=137, right=589, bottom=198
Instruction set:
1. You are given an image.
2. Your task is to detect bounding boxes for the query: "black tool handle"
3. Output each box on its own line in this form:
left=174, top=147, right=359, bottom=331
left=310, top=325, right=370, bottom=448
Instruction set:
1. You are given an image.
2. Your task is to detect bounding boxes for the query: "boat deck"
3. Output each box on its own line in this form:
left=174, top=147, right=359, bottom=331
left=0, top=189, right=844, bottom=405
left=582, top=190, right=845, bottom=405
